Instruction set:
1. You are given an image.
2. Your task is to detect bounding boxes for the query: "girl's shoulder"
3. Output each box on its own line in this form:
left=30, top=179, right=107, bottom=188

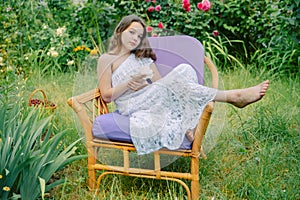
left=98, top=53, right=117, bottom=61
left=98, top=53, right=117, bottom=67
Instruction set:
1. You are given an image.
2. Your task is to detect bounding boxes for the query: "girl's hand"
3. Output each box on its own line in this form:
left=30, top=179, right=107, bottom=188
left=128, top=74, right=148, bottom=91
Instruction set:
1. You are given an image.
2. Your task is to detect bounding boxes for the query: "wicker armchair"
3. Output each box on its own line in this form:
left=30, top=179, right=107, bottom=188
left=68, top=36, right=218, bottom=200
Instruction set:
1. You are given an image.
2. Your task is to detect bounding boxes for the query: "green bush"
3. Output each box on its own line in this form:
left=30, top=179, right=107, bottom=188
left=0, top=102, right=84, bottom=200
left=0, top=0, right=116, bottom=74
left=1, top=0, right=299, bottom=75
left=107, top=0, right=299, bottom=74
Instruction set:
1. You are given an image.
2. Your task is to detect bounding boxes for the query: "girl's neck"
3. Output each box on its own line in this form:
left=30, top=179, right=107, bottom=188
left=119, top=47, right=131, bottom=56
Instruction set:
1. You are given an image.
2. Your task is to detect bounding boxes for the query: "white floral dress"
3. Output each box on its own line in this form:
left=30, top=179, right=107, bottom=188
left=112, top=54, right=217, bottom=155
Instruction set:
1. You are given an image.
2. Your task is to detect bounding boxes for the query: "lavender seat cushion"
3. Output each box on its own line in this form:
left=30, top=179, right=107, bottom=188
left=92, top=112, right=192, bottom=150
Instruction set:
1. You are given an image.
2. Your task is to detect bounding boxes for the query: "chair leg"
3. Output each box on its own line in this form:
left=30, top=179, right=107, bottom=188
left=191, top=157, right=200, bottom=200
left=191, top=179, right=199, bottom=200
left=87, top=153, right=97, bottom=190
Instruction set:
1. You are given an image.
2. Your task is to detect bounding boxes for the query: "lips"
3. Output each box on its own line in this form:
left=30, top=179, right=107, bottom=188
left=129, top=41, right=137, bottom=47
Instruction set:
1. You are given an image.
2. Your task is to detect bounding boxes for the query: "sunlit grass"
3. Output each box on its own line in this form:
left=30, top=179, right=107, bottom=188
left=24, top=65, right=299, bottom=199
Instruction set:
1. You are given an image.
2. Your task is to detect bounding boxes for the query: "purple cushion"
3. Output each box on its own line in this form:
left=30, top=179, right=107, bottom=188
left=92, top=112, right=192, bottom=150
left=148, top=35, right=204, bottom=85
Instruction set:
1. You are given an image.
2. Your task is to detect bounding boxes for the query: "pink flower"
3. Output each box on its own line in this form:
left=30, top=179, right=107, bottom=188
left=158, top=22, right=164, bottom=29
left=147, top=26, right=153, bottom=32
left=185, top=6, right=191, bottom=12
left=212, top=30, right=219, bottom=37
left=152, top=33, right=158, bottom=37
left=182, top=0, right=191, bottom=12
left=152, top=0, right=156, bottom=3
left=145, top=0, right=151, bottom=2
left=155, top=5, right=161, bottom=12
left=6, top=7, right=12, bottom=12
left=148, top=6, right=155, bottom=12
left=197, top=0, right=211, bottom=12
left=183, top=4, right=191, bottom=12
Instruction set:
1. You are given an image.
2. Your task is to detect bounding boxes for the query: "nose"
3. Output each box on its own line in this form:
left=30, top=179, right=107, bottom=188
left=132, top=34, right=139, bottom=42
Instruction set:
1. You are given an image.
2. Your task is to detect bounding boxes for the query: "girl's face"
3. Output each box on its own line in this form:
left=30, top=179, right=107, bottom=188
left=121, top=22, right=144, bottom=52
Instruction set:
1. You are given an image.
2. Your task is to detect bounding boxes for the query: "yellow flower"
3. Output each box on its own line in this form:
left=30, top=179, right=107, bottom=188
left=73, top=47, right=79, bottom=52
left=5, top=38, right=11, bottom=43
left=0, top=174, right=2, bottom=179
left=3, top=186, right=10, bottom=191
left=90, top=49, right=98, bottom=55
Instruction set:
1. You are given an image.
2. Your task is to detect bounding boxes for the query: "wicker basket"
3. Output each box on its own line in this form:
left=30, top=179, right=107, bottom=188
left=29, top=89, right=57, bottom=110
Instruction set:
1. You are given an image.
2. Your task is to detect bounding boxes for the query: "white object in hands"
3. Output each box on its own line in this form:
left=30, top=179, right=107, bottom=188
left=138, top=65, right=153, bottom=84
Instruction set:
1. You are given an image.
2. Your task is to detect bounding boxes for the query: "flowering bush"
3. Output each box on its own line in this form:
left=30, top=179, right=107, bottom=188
left=111, top=0, right=299, bottom=74
left=197, top=0, right=211, bottom=12
left=0, top=0, right=299, bottom=76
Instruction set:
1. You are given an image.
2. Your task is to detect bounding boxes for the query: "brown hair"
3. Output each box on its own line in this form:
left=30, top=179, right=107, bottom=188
left=109, top=15, right=156, bottom=61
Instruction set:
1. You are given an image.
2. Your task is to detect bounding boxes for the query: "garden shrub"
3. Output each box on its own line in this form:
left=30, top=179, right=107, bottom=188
left=0, top=101, right=84, bottom=200
left=0, top=0, right=117, bottom=74
left=107, top=0, right=299, bottom=74
left=0, top=0, right=299, bottom=75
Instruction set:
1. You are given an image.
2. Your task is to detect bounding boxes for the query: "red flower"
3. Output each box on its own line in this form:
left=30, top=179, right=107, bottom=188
left=148, top=6, right=155, bottom=12
left=158, top=22, right=164, bottom=29
left=155, top=5, right=161, bottom=11
left=182, top=0, right=191, bottom=12
left=183, top=4, right=191, bottom=12
left=212, top=30, right=219, bottom=37
left=145, top=0, right=150, bottom=2
left=147, top=26, right=153, bottom=32
left=197, top=0, right=211, bottom=12
left=185, top=6, right=191, bottom=12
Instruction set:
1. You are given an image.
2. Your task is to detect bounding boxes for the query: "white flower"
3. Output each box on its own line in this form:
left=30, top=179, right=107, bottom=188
left=7, top=66, right=13, bottom=72
left=67, top=60, right=75, bottom=65
left=56, top=26, right=66, bottom=37
left=73, top=0, right=87, bottom=7
left=0, top=57, right=3, bottom=63
left=48, top=48, right=59, bottom=57
left=42, top=24, right=48, bottom=29
left=51, top=51, right=59, bottom=57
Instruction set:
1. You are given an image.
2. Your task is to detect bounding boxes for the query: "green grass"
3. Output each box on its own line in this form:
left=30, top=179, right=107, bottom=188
left=24, top=66, right=299, bottom=200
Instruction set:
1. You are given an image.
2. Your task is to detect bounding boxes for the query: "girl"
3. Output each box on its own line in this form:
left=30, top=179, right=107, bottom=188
left=94, top=15, right=269, bottom=155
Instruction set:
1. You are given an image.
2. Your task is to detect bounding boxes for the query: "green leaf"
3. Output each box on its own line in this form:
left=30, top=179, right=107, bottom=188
left=38, top=176, right=46, bottom=200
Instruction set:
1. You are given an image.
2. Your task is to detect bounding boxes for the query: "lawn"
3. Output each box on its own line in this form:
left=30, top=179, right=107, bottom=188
left=25, top=66, right=299, bottom=199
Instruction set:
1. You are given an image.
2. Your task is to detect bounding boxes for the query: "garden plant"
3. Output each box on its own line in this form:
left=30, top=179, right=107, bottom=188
left=0, top=0, right=299, bottom=199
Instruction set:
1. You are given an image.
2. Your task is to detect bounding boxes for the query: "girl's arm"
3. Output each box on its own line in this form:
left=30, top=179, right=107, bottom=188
left=97, top=54, right=130, bottom=103
left=150, top=63, right=161, bottom=82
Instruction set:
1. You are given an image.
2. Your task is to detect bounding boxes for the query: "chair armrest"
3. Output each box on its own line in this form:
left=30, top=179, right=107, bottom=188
left=67, top=88, right=108, bottom=142
left=204, top=56, right=219, bottom=89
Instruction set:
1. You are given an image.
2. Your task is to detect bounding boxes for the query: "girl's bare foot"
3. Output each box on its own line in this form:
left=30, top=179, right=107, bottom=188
left=186, top=128, right=196, bottom=142
left=231, top=80, right=270, bottom=108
